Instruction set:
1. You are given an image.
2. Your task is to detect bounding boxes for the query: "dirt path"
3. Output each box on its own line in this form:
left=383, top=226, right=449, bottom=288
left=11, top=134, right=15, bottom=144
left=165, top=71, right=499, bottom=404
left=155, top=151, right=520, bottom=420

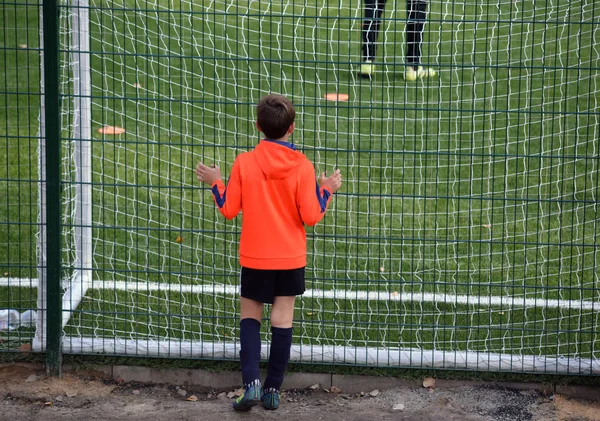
left=1, top=364, right=598, bottom=421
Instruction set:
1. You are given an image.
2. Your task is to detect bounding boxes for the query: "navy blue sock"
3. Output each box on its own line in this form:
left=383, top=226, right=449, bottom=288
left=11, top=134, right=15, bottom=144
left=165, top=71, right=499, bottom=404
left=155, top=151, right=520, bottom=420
left=263, top=326, right=293, bottom=392
left=239, top=318, right=262, bottom=389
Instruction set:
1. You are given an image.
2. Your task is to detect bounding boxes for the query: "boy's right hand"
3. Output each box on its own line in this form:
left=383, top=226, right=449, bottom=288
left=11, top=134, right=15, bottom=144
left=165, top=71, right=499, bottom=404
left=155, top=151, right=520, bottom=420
left=195, top=162, right=222, bottom=186
left=319, top=169, right=342, bottom=193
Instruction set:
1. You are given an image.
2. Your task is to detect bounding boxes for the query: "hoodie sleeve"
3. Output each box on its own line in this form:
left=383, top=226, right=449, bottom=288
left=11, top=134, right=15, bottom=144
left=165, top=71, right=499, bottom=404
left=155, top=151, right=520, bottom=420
left=210, top=159, right=242, bottom=220
left=297, top=161, right=333, bottom=227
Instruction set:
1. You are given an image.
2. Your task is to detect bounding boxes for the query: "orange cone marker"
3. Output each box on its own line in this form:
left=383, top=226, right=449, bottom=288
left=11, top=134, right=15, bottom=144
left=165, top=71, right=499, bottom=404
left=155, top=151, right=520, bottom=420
left=98, top=126, right=126, bottom=135
left=323, top=93, right=349, bottom=101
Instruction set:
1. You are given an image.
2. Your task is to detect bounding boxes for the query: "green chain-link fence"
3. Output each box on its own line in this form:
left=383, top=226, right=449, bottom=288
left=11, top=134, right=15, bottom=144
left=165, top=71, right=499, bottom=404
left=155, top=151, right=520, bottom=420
left=1, top=0, right=599, bottom=376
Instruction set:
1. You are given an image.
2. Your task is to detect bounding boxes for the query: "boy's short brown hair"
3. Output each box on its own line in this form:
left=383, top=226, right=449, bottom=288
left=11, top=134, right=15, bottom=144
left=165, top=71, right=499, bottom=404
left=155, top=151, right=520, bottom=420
left=257, top=94, right=296, bottom=140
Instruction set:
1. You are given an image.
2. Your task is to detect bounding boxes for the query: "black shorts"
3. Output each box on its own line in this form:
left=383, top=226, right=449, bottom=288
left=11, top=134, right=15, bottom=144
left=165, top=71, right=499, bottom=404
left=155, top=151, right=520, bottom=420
left=240, top=266, right=306, bottom=304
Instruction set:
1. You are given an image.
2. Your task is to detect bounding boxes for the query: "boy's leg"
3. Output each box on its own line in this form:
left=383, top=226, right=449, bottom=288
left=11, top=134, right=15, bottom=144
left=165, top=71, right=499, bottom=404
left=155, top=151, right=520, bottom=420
left=234, top=297, right=264, bottom=411
left=239, top=297, right=263, bottom=387
left=263, top=295, right=295, bottom=409
left=240, top=296, right=264, bottom=321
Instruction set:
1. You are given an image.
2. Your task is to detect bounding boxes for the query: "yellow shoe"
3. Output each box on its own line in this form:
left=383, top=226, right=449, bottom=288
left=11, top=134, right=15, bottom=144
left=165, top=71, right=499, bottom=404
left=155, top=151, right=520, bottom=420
left=417, top=66, right=437, bottom=79
left=404, top=66, right=437, bottom=81
left=404, top=66, right=418, bottom=81
left=359, top=61, right=374, bottom=79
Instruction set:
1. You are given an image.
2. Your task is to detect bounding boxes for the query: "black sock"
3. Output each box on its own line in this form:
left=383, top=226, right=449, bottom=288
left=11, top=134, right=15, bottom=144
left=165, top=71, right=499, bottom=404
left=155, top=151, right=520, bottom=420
left=406, top=0, right=428, bottom=68
left=263, top=326, right=293, bottom=393
left=239, top=318, right=262, bottom=389
left=362, top=0, right=388, bottom=62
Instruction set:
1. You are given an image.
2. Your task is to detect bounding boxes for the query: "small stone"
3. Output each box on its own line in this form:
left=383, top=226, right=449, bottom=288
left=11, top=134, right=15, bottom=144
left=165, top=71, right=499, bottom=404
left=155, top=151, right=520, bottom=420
left=393, top=403, right=405, bottom=411
left=423, top=377, right=436, bottom=389
left=329, top=386, right=341, bottom=394
left=177, top=389, right=187, bottom=397
left=217, top=392, right=227, bottom=399
left=25, top=374, right=38, bottom=383
left=340, top=394, right=352, bottom=400
left=132, top=390, right=141, bottom=395
left=287, top=398, right=294, bottom=402
left=207, top=393, right=214, bottom=399
left=54, top=396, right=64, bottom=402
left=226, top=391, right=236, bottom=399
left=186, top=395, right=198, bottom=402
left=369, top=389, right=380, bottom=397
left=65, top=391, right=77, bottom=398
left=309, top=383, right=320, bottom=390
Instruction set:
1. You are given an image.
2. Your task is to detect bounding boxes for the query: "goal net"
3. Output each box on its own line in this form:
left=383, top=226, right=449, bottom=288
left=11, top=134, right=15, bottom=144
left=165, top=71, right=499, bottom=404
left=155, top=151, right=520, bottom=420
left=32, top=0, right=600, bottom=373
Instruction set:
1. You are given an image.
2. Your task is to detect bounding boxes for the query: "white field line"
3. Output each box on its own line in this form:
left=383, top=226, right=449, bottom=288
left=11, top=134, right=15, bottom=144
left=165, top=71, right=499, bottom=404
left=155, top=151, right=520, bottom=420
left=2, top=277, right=597, bottom=311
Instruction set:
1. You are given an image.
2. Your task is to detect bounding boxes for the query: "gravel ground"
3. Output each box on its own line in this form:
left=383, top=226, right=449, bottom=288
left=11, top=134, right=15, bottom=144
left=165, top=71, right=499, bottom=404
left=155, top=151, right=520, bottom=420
left=0, top=364, right=598, bottom=421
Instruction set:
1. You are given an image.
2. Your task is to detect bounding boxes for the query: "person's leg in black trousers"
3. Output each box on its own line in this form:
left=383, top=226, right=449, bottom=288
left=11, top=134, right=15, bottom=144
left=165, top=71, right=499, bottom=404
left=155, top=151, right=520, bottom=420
left=404, top=0, right=436, bottom=80
left=359, top=0, right=387, bottom=78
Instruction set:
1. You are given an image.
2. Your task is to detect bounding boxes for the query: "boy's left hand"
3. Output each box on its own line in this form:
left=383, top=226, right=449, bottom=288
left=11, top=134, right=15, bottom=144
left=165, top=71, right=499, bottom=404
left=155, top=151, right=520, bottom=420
left=195, top=162, right=222, bottom=186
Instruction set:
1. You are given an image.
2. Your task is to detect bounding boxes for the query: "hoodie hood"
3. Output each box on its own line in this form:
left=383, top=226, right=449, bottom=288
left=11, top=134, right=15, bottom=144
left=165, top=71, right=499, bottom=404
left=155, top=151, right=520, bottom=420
left=253, top=139, right=306, bottom=180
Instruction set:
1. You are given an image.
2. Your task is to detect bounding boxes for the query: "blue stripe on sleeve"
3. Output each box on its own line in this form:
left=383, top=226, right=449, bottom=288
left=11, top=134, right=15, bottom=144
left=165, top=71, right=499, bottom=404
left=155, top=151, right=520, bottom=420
left=211, top=184, right=227, bottom=208
left=315, top=181, right=331, bottom=213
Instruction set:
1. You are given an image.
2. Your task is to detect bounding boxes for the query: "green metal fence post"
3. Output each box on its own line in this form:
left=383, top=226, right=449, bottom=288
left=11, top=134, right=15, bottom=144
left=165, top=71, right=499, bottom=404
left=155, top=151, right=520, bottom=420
left=42, top=0, right=62, bottom=377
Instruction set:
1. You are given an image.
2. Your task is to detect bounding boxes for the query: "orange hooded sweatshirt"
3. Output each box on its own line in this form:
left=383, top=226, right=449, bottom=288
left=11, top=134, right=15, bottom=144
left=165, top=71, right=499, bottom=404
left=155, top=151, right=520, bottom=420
left=210, top=139, right=333, bottom=270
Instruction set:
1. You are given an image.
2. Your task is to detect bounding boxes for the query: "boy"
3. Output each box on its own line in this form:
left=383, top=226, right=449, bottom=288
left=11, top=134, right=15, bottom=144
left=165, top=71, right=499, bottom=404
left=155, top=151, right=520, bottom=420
left=195, top=94, right=342, bottom=411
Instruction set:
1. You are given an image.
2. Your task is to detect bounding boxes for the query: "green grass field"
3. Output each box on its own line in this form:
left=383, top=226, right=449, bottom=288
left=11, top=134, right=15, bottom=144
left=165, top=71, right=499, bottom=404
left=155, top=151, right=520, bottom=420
left=1, top=0, right=599, bottom=371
